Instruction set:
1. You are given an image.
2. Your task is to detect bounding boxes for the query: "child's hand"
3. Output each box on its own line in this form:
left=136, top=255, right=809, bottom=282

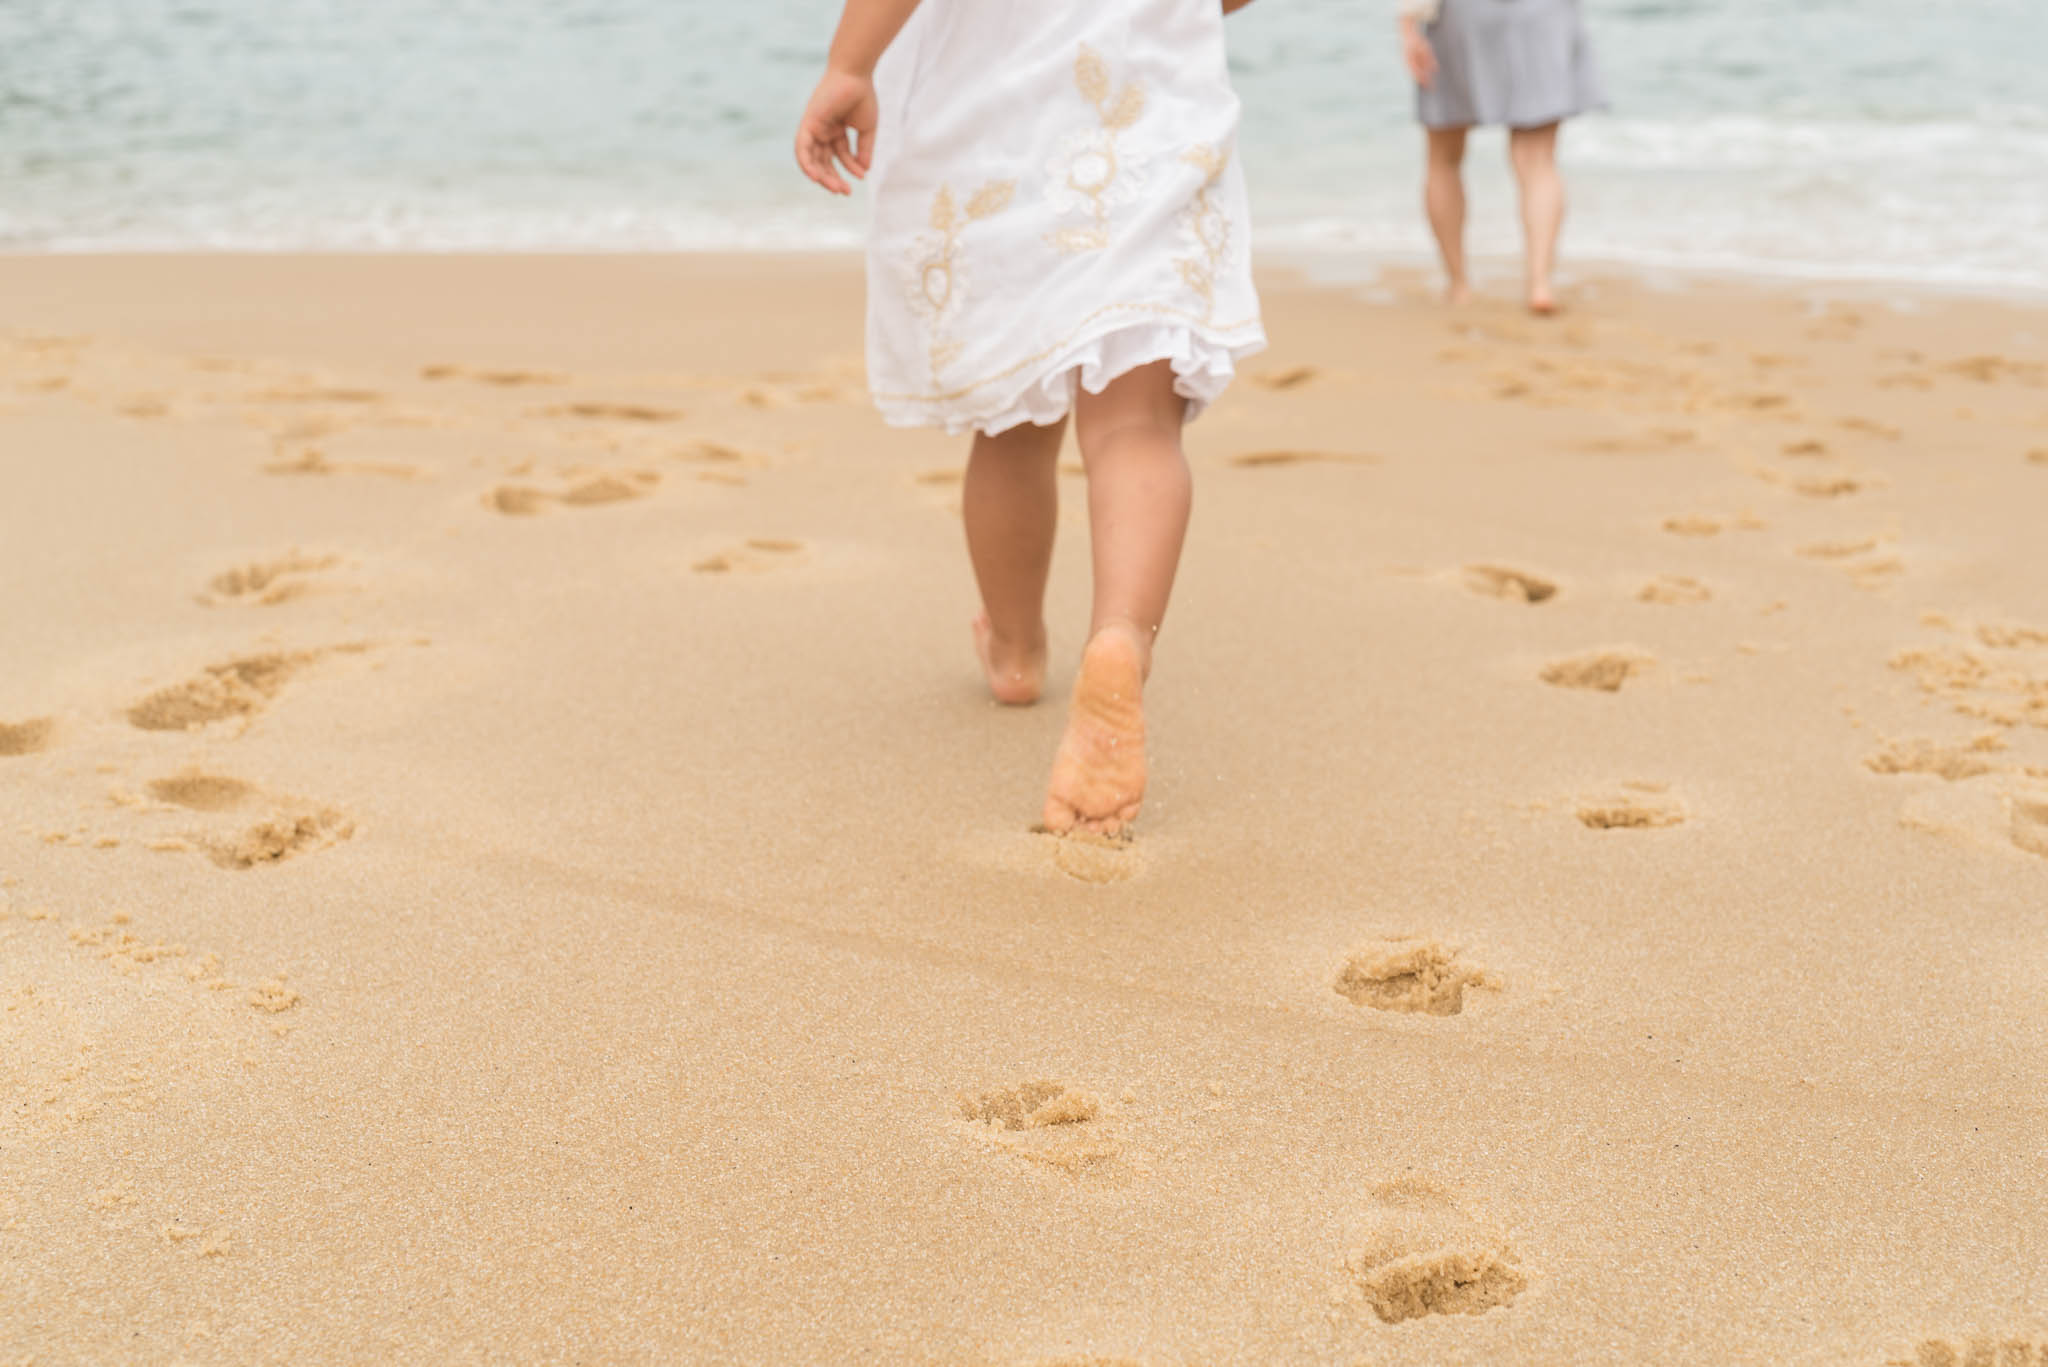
left=795, top=69, right=880, bottom=195
left=1400, top=20, right=1437, bottom=88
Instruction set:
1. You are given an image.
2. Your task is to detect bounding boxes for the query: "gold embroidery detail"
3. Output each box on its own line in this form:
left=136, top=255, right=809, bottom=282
left=871, top=298, right=1261, bottom=408
left=908, top=178, right=1016, bottom=382
left=1175, top=146, right=1232, bottom=324
left=1045, top=46, right=1147, bottom=255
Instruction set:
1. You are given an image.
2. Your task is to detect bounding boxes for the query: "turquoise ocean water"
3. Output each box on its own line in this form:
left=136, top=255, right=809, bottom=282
left=2, top=0, right=2044, bottom=288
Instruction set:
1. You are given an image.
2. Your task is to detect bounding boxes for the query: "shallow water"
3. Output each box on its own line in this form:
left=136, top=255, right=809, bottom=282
left=2, top=0, right=2042, bottom=287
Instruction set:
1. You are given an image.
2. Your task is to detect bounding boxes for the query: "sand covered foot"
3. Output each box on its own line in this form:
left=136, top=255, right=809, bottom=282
left=973, top=614, right=1045, bottom=706
left=1041, top=629, right=1147, bottom=837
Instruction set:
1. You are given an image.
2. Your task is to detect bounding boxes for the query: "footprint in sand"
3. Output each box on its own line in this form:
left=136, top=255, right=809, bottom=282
left=1661, top=514, right=1727, bottom=538
left=1539, top=649, right=1655, bottom=693
left=264, top=449, right=423, bottom=480
left=1838, top=415, right=1900, bottom=440
left=145, top=769, right=355, bottom=869
left=206, top=809, right=354, bottom=870
left=483, top=471, right=658, bottom=516
left=1229, top=449, right=1376, bottom=469
left=115, top=394, right=176, bottom=420
left=1796, top=535, right=1885, bottom=562
left=420, top=363, right=566, bottom=387
left=1462, top=565, right=1558, bottom=605
left=1575, top=427, right=1698, bottom=455
left=913, top=467, right=965, bottom=487
left=692, top=538, right=808, bottom=574
left=127, top=652, right=307, bottom=730
left=675, top=440, right=766, bottom=470
left=1047, top=832, right=1142, bottom=884
left=538, top=400, right=684, bottom=423
left=200, top=551, right=342, bottom=607
left=1335, top=937, right=1498, bottom=1016
left=1761, top=467, right=1867, bottom=499
left=551, top=472, right=656, bottom=507
left=253, top=383, right=385, bottom=405
left=732, top=374, right=856, bottom=408
left=1865, top=736, right=2006, bottom=782
left=147, top=773, right=259, bottom=812
left=125, top=644, right=364, bottom=732
left=1638, top=575, right=1712, bottom=606
left=1721, top=389, right=1795, bottom=414
left=1892, top=1336, right=2048, bottom=1367
left=2028, top=448, right=2048, bottom=467
left=1344, top=1178, right=1528, bottom=1324
left=1576, top=782, right=1687, bottom=829
left=1, top=717, right=55, bottom=757
left=1890, top=643, right=2048, bottom=730
left=1249, top=364, right=1319, bottom=391
left=670, top=442, right=761, bottom=487
left=2010, top=796, right=2048, bottom=859
left=1841, top=555, right=1906, bottom=591
left=1944, top=355, right=2047, bottom=386
left=956, top=1080, right=1124, bottom=1175
left=1975, top=622, right=2048, bottom=650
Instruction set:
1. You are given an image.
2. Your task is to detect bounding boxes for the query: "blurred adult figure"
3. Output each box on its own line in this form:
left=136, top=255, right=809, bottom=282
left=1398, top=0, right=1604, bottom=313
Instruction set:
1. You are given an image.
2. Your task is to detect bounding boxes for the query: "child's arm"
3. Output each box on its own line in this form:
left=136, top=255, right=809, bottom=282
left=1398, top=0, right=1439, bottom=87
left=794, top=0, right=923, bottom=196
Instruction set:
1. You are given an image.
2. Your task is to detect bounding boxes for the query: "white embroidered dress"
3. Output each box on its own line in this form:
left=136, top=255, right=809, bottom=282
left=865, top=0, right=1265, bottom=434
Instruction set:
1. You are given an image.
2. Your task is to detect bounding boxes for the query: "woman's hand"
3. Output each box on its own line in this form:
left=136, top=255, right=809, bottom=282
left=795, top=68, right=880, bottom=195
left=1400, top=17, right=1438, bottom=88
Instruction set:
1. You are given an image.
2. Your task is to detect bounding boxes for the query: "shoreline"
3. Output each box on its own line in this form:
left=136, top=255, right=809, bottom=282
left=7, top=244, right=2048, bottom=308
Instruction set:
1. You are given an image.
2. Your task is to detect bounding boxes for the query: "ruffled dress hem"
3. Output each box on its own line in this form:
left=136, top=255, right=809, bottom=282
left=873, top=318, right=1268, bottom=437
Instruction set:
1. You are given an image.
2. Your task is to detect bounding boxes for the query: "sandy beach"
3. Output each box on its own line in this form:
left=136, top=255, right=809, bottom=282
left=2, top=254, right=2046, bottom=1365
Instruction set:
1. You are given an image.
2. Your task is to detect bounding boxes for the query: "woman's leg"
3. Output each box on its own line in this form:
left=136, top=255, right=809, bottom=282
left=964, top=417, right=1065, bottom=704
left=1041, top=360, right=1191, bottom=835
left=1424, top=127, right=1472, bottom=305
left=1508, top=121, right=1565, bottom=314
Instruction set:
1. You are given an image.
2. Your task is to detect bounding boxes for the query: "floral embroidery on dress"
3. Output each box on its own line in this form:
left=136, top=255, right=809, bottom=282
left=905, top=179, right=1016, bottom=382
left=1174, top=145, right=1232, bottom=323
left=1044, top=46, right=1147, bottom=255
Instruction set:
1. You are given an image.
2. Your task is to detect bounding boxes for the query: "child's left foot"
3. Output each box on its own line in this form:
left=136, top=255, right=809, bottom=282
left=1041, top=627, right=1148, bottom=837
left=974, top=614, right=1046, bottom=705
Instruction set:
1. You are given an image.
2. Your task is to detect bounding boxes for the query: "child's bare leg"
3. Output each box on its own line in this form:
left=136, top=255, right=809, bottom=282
left=1509, top=121, right=1565, bottom=315
left=964, top=417, right=1064, bottom=704
left=1042, top=360, right=1190, bottom=835
left=1425, top=127, right=1472, bottom=305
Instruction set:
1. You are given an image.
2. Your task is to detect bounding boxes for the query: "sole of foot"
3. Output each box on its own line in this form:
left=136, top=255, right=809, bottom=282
left=1041, top=629, right=1148, bottom=837
left=973, top=614, right=1045, bottom=706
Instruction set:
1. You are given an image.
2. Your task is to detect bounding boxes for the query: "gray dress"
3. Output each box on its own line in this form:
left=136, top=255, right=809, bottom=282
left=1416, top=0, right=1606, bottom=131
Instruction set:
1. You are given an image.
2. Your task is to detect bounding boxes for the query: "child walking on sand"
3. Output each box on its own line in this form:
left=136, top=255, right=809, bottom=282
left=796, top=0, right=1266, bottom=836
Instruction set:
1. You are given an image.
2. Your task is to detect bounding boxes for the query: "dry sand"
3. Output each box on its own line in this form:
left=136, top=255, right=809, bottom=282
left=1, top=254, right=2045, bottom=1365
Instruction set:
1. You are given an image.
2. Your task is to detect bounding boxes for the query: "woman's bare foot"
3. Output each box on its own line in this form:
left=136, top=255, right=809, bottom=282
left=973, top=613, right=1046, bottom=705
left=1041, top=627, right=1148, bottom=836
left=1447, top=280, right=1473, bottom=306
left=1527, top=284, right=1558, bottom=316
